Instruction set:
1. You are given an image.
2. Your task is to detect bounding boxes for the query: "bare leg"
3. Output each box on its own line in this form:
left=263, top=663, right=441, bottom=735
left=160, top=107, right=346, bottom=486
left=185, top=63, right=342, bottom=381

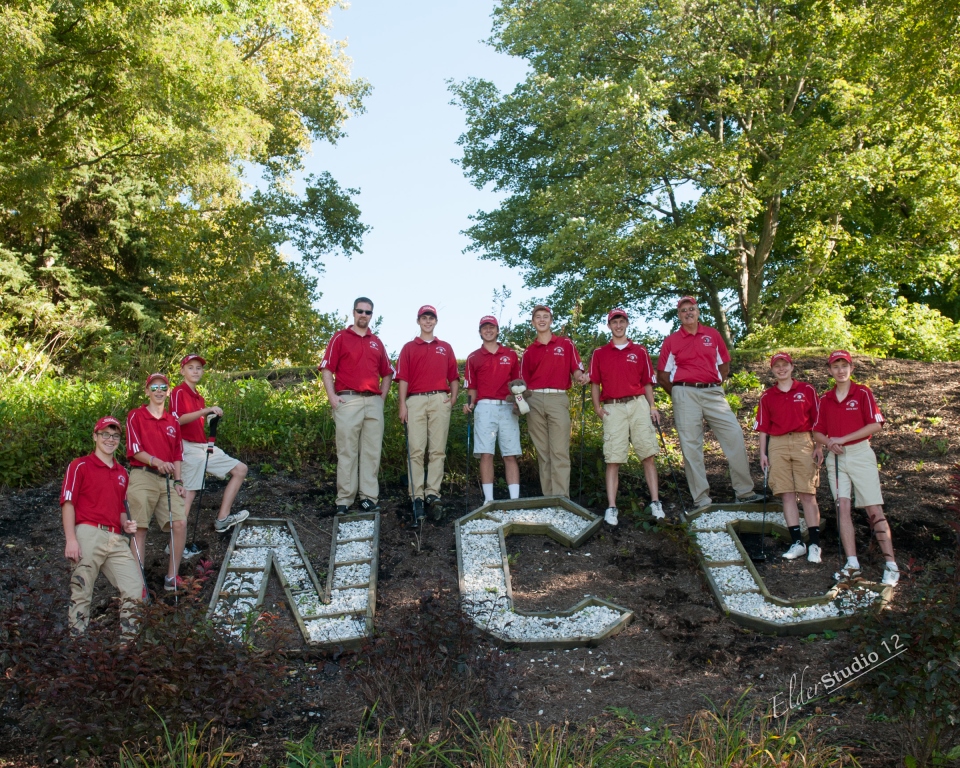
left=797, top=492, right=820, bottom=528
left=837, top=498, right=856, bottom=559
left=168, top=519, right=187, bottom=579
left=605, top=463, right=620, bottom=509
left=865, top=504, right=896, bottom=562
left=782, top=492, right=800, bottom=527
left=218, top=463, right=248, bottom=520
left=183, top=489, right=197, bottom=521
left=642, top=456, right=659, bottom=501
left=504, top=456, right=519, bottom=485
left=479, top=454, right=494, bottom=484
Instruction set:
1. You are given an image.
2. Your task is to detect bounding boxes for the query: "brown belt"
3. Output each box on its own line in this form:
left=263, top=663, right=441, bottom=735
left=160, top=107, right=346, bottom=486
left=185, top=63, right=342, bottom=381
left=673, top=382, right=721, bottom=389
left=606, top=395, right=641, bottom=404
left=80, top=523, right=121, bottom=534
left=337, top=390, right=379, bottom=397
left=133, top=465, right=165, bottom=476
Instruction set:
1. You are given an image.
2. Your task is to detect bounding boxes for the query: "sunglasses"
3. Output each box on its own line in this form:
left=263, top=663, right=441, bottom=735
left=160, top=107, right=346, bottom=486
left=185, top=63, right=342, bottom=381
left=149, top=384, right=168, bottom=392
left=355, top=309, right=373, bottom=315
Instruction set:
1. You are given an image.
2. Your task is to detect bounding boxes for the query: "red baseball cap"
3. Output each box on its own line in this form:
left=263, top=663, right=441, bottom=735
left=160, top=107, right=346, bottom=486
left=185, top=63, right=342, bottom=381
left=828, top=350, right=853, bottom=365
left=479, top=315, right=499, bottom=328
left=145, top=373, right=170, bottom=387
left=417, top=305, right=437, bottom=318
left=94, top=416, right=121, bottom=432
left=677, top=296, right=698, bottom=308
left=607, top=307, right=629, bottom=323
left=180, top=354, right=206, bottom=367
left=532, top=304, right=552, bottom=316
left=769, top=352, right=793, bottom=367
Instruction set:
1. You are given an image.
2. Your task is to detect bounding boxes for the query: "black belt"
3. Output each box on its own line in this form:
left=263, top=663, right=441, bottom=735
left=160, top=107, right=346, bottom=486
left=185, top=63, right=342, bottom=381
left=336, top=390, right=379, bottom=397
left=673, top=382, right=721, bottom=389
left=409, top=390, right=445, bottom=397
left=133, top=465, right=165, bottom=476
left=606, top=395, right=641, bottom=404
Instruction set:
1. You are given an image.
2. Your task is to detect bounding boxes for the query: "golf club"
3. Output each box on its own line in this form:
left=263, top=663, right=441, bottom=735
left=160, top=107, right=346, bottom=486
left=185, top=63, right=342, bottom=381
left=465, top=398, right=472, bottom=514
left=123, top=500, right=149, bottom=603
left=656, top=422, right=688, bottom=517
left=578, top=385, right=586, bottom=506
left=751, top=466, right=769, bottom=563
left=166, top=474, right=178, bottom=605
left=834, top=452, right=844, bottom=571
left=404, top=422, right=423, bottom=525
left=185, top=414, right=220, bottom=557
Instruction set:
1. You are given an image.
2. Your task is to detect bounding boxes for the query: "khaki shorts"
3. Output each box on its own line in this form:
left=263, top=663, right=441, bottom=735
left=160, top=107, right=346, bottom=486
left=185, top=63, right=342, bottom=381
left=825, top=440, right=884, bottom=507
left=181, top=441, right=241, bottom=491
left=768, top=432, right=819, bottom=496
left=127, top=469, right=186, bottom=531
left=602, top=398, right=659, bottom=464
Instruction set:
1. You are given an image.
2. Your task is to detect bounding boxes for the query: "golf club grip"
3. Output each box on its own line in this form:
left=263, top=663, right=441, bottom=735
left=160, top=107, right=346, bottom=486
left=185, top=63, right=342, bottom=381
left=208, top=414, right=221, bottom=438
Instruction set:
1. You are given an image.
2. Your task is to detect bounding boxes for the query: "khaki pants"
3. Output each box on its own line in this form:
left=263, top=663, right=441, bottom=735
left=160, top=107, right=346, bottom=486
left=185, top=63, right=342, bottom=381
left=69, top=524, right=143, bottom=636
left=406, top=392, right=453, bottom=499
left=334, top=394, right=385, bottom=506
left=127, top=469, right=186, bottom=531
left=671, top=386, right=755, bottom=507
left=526, top=391, right=572, bottom=497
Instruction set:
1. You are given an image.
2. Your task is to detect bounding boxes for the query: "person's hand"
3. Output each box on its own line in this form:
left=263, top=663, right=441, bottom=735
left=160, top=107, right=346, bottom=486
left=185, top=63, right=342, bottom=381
left=156, top=460, right=176, bottom=475
left=760, top=454, right=770, bottom=471
left=398, top=403, right=408, bottom=423
left=443, top=395, right=452, bottom=408
left=329, top=394, right=344, bottom=409
left=575, top=371, right=589, bottom=386
left=463, top=401, right=474, bottom=415
left=650, top=406, right=661, bottom=425
left=123, top=519, right=138, bottom=535
left=594, top=405, right=608, bottom=418
left=207, top=406, right=224, bottom=418
left=813, top=446, right=824, bottom=466
left=174, top=483, right=186, bottom=498
left=826, top=437, right=845, bottom=455
left=65, top=540, right=81, bottom=563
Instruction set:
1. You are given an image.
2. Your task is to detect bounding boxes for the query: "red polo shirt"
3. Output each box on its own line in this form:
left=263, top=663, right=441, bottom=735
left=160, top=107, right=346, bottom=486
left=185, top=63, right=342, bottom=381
left=170, top=382, right=206, bottom=443
left=126, top=406, right=184, bottom=466
left=465, top=345, right=520, bottom=401
left=319, top=326, right=394, bottom=394
left=754, top=380, right=819, bottom=435
left=589, top=341, right=655, bottom=401
left=395, top=337, right=459, bottom=394
left=60, top=453, right=129, bottom=529
left=520, top=335, right=583, bottom=390
left=657, top=324, right=729, bottom=384
left=814, top=382, right=884, bottom=445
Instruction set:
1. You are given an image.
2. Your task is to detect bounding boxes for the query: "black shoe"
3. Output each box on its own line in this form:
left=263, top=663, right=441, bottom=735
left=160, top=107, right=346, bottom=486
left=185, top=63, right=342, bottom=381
left=335, top=505, right=349, bottom=516
left=412, top=498, right=425, bottom=524
left=425, top=494, right=441, bottom=507
left=359, top=498, right=381, bottom=513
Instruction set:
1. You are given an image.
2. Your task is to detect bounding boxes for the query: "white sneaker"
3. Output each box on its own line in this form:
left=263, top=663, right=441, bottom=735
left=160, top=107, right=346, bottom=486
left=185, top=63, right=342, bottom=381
left=806, top=544, right=822, bottom=564
left=604, top=507, right=619, bottom=526
left=881, top=565, right=900, bottom=587
left=650, top=501, right=665, bottom=520
left=782, top=542, right=807, bottom=560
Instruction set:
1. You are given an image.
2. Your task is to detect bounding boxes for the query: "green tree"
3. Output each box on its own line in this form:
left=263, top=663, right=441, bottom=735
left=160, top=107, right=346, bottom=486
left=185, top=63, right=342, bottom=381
left=452, top=0, right=960, bottom=346
left=0, top=0, right=368, bottom=373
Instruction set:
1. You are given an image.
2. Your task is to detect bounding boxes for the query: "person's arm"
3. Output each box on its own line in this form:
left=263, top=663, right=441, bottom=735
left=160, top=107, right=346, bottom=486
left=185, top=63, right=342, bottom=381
left=644, top=383, right=660, bottom=424
left=592, top=383, right=607, bottom=418
left=173, top=460, right=185, bottom=496
left=759, top=432, right=770, bottom=470
left=380, top=372, right=393, bottom=400
left=321, top=369, right=343, bottom=409
left=825, top=422, right=882, bottom=454
left=177, top=406, right=220, bottom=425
left=448, top=378, right=459, bottom=407
left=656, top=369, right=673, bottom=395
left=398, top=379, right=409, bottom=423
left=62, top=502, right=81, bottom=562
left=463, top=388, right=477, bottom=414
left=132, top=450, right=175, bottom=475
left=718, top=362, right=730, bottom=381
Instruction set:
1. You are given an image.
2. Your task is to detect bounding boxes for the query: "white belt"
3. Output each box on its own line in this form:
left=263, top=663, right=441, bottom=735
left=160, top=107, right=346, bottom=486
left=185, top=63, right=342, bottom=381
left=530, top=388, right=565, bottom=393
left=477, top=399, right=512, bottom=405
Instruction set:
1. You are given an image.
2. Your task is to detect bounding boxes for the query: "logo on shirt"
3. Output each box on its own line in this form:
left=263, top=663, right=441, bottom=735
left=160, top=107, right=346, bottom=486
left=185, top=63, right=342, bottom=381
left=436, top=347, right=447, bottom=355
left=118, top=476, right=127, bottom=487
left=166, top=426, right=177, bottom=438
left=846, top=400, right=859, bottom=410
left=702, top=336, right=713, bottom=347
left=553, top=347, right=565, bottom=356
left=627, top=353, right=638, bottom=364
left=369, top=341, right=380, bottom=350
left=499, top=356, right=512, bottom=365
left=793, top=393, right=806, bottom=402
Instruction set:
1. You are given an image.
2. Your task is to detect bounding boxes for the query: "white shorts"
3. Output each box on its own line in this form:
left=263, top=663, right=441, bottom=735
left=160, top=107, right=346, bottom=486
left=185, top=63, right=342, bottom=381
left=181, top=441, right=241, bottom=491
left=473, top=401, right=521, bottom=457
left=825, top=440, right=883, bottom=508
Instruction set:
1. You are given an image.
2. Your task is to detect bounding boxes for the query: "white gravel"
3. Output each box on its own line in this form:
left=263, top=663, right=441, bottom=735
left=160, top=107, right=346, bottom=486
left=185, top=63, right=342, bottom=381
left=308, top=588, right=369, bottom=617
left=464, top=599, right=624, bottom=642
left=305, top=616, right=367, bottom=643
left=235, top=526, right=295, bottom=548
left=335, top=540, right=373, bottom=562
left=710, top=565, right=759, bottom=594
left=835, top=587, right=883, bottom=614
left=722, top=586, right=881, bottom=624
left=460, top=518, right=504, bottom=534
left=229, top=547, right=270, bottom=569
left=462, top=566, right=507, bottom=598
left=486, top=508, right=592, bottom=539
left=690, top=509, right=805, bottom=532
left=695, top=532, right=743, bottom=562
left=333, top=562, right=371, bottom=587
left=282, top=567, right=315, bottom=591
left=221, top=571, right=264, bottom=593
left=337, top=520, right=375, bottom=540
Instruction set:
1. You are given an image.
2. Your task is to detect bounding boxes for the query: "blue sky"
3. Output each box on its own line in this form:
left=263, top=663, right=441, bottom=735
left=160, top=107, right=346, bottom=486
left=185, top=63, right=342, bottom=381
left=299, top=1, right=537, bottom=357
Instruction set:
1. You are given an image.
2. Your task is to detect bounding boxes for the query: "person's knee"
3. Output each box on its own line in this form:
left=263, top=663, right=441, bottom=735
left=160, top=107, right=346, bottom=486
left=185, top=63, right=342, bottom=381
left=233, top=462, right=248, bottom=480
left=172, top=519, right=187, bottom=534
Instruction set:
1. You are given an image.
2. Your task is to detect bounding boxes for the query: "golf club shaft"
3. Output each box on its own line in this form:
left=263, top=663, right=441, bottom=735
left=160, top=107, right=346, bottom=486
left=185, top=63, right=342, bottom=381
left=835, top=452, right=842, bottom=567
left=760, top=465, right=769, bottom=557
left=123, top=501, right=149, bottom=602
left=465, top=399, right=472, bottom=514
left=189, top=446, right=212, bottom=545
left=578, top=386, right=586, bottom=505
left=656, top=422, right=688, bottom=516
left=166, top=474, right=177, bottom=605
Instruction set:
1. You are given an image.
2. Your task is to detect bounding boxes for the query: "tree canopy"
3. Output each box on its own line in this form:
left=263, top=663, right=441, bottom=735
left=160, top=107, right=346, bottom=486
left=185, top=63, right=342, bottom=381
left=0, top=0, right=368, bottom=375
left=452, top=0, right=960, bottom=357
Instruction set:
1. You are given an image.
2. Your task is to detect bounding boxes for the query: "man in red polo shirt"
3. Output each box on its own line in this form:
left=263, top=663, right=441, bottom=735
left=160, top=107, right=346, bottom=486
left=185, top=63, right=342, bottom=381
left=813, top=350, right=899, bottom=585
left=521, top=305, right=588, bottom=497
left=464, top=316, right=522, bottom=504
left=589, top=309, right=664, bottom=526
left=126, top=373, right=187, bottom=592
left=656, top=296, right=762, bottom=509
left=171, top=354, right=250, bottom=534
left=396, top=305, right=459, bottom=521
left=320, top=296, right=395, bottom=515
left=62, top=416, right=142, bottom=635
left=755, top=352, right=823, bottom=562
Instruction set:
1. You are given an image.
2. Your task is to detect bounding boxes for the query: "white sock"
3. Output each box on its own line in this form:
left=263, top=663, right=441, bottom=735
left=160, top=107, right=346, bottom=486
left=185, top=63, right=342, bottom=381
left=886, top=561, right=899, bottom=570
left=508, top=484, right=520, bottom=499
left=846, top=557, right=860, bottom=569
left=482, top=483, right=494, bottom=502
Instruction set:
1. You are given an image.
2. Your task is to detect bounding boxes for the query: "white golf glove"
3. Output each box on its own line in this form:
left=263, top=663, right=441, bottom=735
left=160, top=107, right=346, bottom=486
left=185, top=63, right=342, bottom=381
left=509, top=379, right=530, bottom=415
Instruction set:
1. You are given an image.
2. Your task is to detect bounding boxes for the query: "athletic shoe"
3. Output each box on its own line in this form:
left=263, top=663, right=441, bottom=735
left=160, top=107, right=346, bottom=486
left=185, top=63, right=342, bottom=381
left=694, top=499, right=712, bottom=513
left=359, top=498, right=381, bottom=513
left=834, top=565, right=862, bottom=583
left=782, top=542, right=807, bottom=560
left=335, top=505, right=349, bottom=516
left=425, top=494, right=441, bottom=507
left=214, top=509, right=250, bottom=533
left=881, top=565, right=900, bottom=587
left=412, top=499, right=425, bottom=524
left=650, top=501, right=665, bottom=520
left=164, top=575, right=185, bottom=592
left=736, top=491, right=767, bottom=504
left=806, top=544, right=822, bottom=563
left=166, top=542, right=201, bottom=560
left=604, top=507, right=619, bottom=526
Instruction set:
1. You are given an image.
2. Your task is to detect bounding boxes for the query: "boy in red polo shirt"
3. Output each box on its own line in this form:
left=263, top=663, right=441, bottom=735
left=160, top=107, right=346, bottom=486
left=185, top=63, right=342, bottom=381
left=813, top=351, right=899, bottom=586
left=589, top=309, right=663, bottom=526
left=464, top=316, right=522, bottom=504
left=396, top=305, right=460, bottom=522
left=126, top=373, right=187, bottom=592
left=521, top=305, right=588, bottom=497
left=754, top=352, right=823, bottom=562
left=171, top=354, right=249, bottom=534
left=61, top=417, right=142, bottom=635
